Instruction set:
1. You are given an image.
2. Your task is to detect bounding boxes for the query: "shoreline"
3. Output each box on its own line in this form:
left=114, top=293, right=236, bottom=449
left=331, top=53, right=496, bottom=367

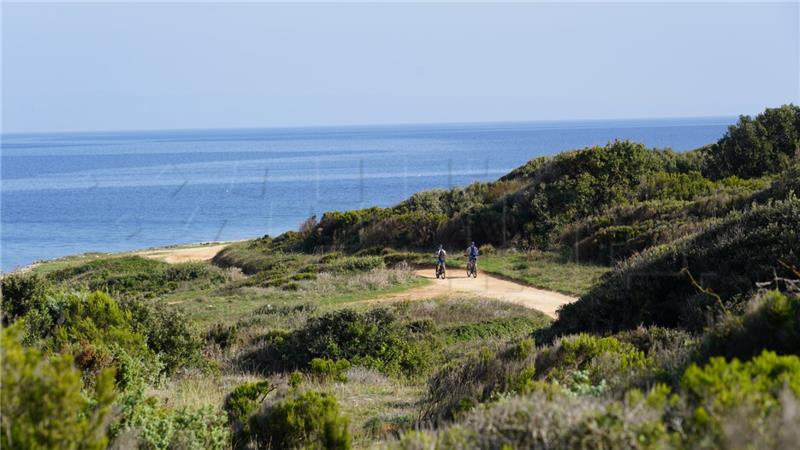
left=4, top=240, right=242, bottom=275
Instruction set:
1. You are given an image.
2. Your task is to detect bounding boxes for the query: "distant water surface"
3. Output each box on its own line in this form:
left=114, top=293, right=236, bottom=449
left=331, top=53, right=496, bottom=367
left=1, top=118, right=734, bottom=271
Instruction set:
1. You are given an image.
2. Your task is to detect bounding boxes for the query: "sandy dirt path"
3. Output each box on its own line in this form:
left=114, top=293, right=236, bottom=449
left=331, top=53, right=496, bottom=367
left=368, top=269, right=577, bottom=318
left=135, top=244, right=229, bottom=264
left=139, top=245, right=577, bottom=318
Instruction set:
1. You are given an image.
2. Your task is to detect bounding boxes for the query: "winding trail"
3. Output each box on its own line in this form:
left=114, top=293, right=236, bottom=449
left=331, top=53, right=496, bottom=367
left=138, top=243, right=577, bottom=318
left=370, top=269, right=577, bottom=318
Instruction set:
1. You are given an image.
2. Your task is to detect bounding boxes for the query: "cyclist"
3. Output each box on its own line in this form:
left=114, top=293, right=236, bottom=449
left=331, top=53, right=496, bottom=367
left=466, top=241, right=479, bottom=274
left=435, top=244, right=447, bottom=275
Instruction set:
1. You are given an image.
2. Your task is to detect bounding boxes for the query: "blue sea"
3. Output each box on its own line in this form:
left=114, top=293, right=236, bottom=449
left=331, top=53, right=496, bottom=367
left=1, top=118, right=734, bottom=271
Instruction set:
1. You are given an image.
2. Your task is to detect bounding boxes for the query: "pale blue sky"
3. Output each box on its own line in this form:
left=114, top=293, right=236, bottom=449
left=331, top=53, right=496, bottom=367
left=2, top=2, right=799, bottom=133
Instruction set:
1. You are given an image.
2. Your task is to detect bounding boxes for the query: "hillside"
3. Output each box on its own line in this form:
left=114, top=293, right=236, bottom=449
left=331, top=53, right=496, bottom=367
left=2, top=104, right=799, bottom=450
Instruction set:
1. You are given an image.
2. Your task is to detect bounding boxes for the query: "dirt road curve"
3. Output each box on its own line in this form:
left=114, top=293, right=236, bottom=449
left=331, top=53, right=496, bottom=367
left=139, top=244, right=577, bottom=318
left=136, top=244, right=229, bottom=264
left=377, top=269, right=577, bottom=318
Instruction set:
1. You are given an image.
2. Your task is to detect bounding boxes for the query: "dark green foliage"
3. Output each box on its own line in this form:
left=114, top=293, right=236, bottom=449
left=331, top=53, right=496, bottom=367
left=120, top=297, right=204, bottom=376
left=553, top=199, right=800, bottom=335
left=249, top=391, right=351, bottom=450
left=1, top=324, right=117, bottom=450
left=207, top=322, right=240, bottom=350
left=225, top=381, right=275, bottom=424
left=47, top=256, right=226, bottom=298
left=703, top=104, right=800, bottom=179
left=249, top=308, right=430, bottom=377
left=0, top=272, right=50, bottom=323
left=7, top=285, right=201, bottom=381
left=700, top=290, right=800, bottom=362
left=300, top=141, right=679, bottom=252
left=22, top=291, right=158, bottom=385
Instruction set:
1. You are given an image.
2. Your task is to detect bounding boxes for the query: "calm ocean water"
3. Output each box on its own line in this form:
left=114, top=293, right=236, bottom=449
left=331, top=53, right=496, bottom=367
left=1, top=118, right=734, bottom=271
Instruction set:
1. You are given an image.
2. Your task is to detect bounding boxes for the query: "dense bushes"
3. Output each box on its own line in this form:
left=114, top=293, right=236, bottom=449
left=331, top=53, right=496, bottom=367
left=700, top=290, right=800, bottom=362
left=249, top=308, right=430, bottom=377
left=1, top=272, right=51, bottom=323
left=117, top=395, right=230, bottom=450
left=423, top=333, right=652, bottom=423
left=119, top=296, right=204, bottom=375
left=47, top=256, right=226, bottom=298
left=553, top=198, right=800, bottom=335
left=402, top=350, right=800, bottom=450
left=680, top=351, right=800, bottom=447
left=703, top=104, right=800, bottom=179
left=249, top=391, right=351, bottom=450
left=1, top=325, right=117, bottom=449
left=1, top=270, right=204, bottom=384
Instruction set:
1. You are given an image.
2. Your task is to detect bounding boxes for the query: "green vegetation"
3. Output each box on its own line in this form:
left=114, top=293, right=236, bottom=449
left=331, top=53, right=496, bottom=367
left=3, top=104, right=798, bottom=449
left=553, top=198, right=800, bottom=335
left=1, top=325, right=116, bottom=450
left=249, top=390, right=351, bottom=449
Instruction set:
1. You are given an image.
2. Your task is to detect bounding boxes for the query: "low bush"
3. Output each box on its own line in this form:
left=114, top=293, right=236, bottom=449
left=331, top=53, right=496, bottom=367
left=117, top=395, right=230, bottom=450
left=537, top=333, right=649, bottom=386
left=1, top=324, right=117, bottom=450
left=207, top=322, right=240, bottom=350
left=699, top=290, right=800, bottom=363
left=249, top=390, right=351, bottom=450
left=321, top=256, right=385, bottom=273
left=310, top=358, right=351, bottom=382
left=47, top=256, right=226, bottom=299
left=424, top=332, right=655, bottom=423
left=224, top=380, right=275, bottom=444
left=120, top=297, right=204, bottom=376
left=681, top=350, right=800, bottom=447
left=553, top=198, right=800, bottom=335
left=1, top=272, right=51, bottom=323
left=403, top=387, right=677, bottom=450
left=249, top=308, right=431, bottom=377
left=443, top=317, right=544, bottom=343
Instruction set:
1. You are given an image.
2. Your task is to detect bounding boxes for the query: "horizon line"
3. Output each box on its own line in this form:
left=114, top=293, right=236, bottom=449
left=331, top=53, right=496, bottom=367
left=0, top=113, right=741, bottom=137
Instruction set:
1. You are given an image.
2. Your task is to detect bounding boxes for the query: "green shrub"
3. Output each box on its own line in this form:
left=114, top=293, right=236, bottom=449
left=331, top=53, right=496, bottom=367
left=553, top=198, right=800, bottom=335
left=121, top=296, right=203, bottom=375
left=321, top=256, right=385, bottom=273
left=207, top=322, right=240, bottom=350
left=478, top=243, right=496, bottom=255
left=252, top=308, right=431, bottom=377
left=310, top=358, right=351, bottom=382
left=225, top=381, right=275, bottom=424
left=703, top=104, right=800, bottom=179
left=119, top=395, right=230, bottom=450
left=0, top=272, right=50, bottom=323
left=700, top=290, right=800, bottom=362
left=681, top=350, right=800, bottom=445
left=537, top=334, right=649, bottom=385
left=363, top=414, right=416, bottom=440
left=444, top=317, right=543, bottom=343
left=249, top=391, right=351, bottom=450
left=1, top=324, right=116, bottom=450
left=40, top=291, right=157, bottom=384
left=47, top=256, right=225, bottom=298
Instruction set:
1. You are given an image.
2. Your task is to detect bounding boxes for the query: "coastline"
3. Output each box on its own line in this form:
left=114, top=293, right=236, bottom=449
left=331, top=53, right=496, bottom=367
left=5, top=240, right=240, bottom=275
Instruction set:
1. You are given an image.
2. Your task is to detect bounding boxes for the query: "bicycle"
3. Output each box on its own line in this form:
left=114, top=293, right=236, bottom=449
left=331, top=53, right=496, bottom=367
left=436, top=261, right=447, bottom=279
left=466, top=258, right=478, bottom=278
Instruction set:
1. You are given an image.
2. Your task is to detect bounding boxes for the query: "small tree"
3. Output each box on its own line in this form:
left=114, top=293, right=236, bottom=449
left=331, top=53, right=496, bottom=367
left=1, top=324, right=116, bottom=449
